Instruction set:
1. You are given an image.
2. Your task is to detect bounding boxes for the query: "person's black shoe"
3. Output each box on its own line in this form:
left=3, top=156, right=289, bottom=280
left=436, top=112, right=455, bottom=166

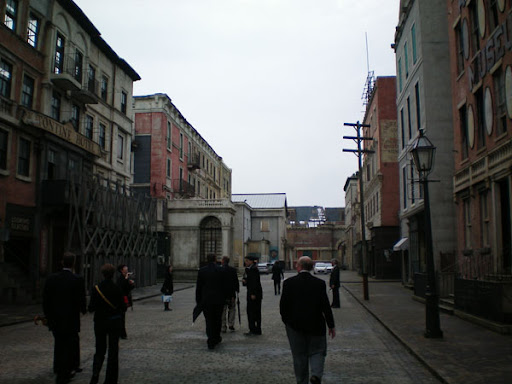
left=310, top=375, right=321, bottom=384
left=229, top=326, right=235, bottom=332
left=244, top=332, right=255, bottom=336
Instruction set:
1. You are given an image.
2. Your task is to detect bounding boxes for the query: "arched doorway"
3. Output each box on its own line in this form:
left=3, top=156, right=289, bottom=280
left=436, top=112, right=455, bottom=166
left=199, top=216, right=222, bottom=266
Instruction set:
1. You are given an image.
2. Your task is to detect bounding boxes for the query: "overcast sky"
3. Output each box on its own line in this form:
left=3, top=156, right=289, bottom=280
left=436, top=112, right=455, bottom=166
left=74, top=0, right=400, bottom=208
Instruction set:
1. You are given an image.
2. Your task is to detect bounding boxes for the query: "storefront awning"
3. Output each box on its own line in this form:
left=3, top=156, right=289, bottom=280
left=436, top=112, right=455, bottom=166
left=393, top=238, right=409, bottom=251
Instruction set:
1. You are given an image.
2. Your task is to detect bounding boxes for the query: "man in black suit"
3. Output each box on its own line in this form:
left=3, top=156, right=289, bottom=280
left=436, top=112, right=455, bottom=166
left=43, top=252, right=86, bottom=384
left=329, top=259, right=341, bottom=308
left=280, top=256, right=335, bottom=384
left=196, top=253, right=226, bottom=349
left=242, top=255, right=262, bottom=336
left=221, top=256, right=239, bottom=332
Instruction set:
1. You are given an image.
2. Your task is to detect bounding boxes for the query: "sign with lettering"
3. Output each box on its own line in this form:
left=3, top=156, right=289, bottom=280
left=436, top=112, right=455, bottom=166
left=20, top=108, right=101, bottom=157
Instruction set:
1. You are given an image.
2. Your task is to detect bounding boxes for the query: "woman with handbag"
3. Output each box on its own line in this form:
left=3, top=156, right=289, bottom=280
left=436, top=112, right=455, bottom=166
left=88, top=264, right=125, bottom=384
left=161, top=265, right=174, bottom=311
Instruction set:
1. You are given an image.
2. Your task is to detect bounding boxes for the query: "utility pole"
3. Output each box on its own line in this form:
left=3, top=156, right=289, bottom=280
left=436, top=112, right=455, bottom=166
left=343, top=121, right=373, bottom=301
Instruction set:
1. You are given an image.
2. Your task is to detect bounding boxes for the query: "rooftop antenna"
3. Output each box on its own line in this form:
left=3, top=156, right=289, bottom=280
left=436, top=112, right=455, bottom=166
left=362, top=32, right=375, bottom=107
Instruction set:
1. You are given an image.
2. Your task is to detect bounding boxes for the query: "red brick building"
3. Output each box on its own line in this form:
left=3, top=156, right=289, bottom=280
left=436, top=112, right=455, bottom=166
left=361, top=76, right=401, bottom=278
left=447, top=0, right=512, bottom=323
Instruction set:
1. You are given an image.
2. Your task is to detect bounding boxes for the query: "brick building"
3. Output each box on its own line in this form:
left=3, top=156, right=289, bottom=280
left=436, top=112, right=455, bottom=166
left=0, top=0, right=154, bottom=303
left=447, top=0, right=512, bottom=323
left=361, top=76, right=401, bottom=279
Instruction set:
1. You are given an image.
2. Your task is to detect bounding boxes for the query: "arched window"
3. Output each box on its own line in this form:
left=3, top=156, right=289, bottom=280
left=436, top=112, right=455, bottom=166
left=200, top=216, right=222, bottom=266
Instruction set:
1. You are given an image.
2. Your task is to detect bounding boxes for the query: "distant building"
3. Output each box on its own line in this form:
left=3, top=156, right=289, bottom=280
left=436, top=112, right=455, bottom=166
left=447, top=1, right=512, bottom=324
left=343, top=174, right=360, bottom=271
left=361, top=76, right=401, bottom=279
left=133, top=94, right=234, bottom=279
left=232, top=194, right=287, bottom=268
left=287, top=206, right=345, bottom=268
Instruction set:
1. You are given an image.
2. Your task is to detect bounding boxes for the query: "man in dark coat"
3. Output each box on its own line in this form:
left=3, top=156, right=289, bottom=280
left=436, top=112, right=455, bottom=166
left=43, top=252, right=86, bottom=384
left=196, top=253, right=226, bottom=349
left=329, top=259, right=341, bottom=308
left=221, top=256, right=239, bottom=332
left=88, top=263, right=126, bottom=384
left=116, top=264, right=134, bottom=339
left=280, top=256, right=336, bottom=384
left=242, top=255, right=263, bottom=336
left=271, top=261, right=284, bottom=295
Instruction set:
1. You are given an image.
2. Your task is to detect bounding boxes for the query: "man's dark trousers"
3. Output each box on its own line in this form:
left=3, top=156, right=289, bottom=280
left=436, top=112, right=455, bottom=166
left=247, top=298, right=262, bottom=334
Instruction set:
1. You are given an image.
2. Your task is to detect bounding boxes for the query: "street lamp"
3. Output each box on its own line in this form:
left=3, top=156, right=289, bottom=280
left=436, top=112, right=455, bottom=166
left=410, top=129, right=443, bottom=339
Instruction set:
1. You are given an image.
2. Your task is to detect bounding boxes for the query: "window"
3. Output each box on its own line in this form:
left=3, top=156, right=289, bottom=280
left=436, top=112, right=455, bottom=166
left=47, top=149, right=58, bottom=179
left=179, top=132, right=183, bottom=158
left=51, top=92, right=61, bottom=121
left=121, top=91, right=127, bottom=114
left=17, top=137, right=31, bottom=177
left=117, top=134, right=124, bottom=160
left=100, top=76, right=108, bottom=101
left=99, top=123, right=106, bottom=149
left=88, top=65, right=96, bottom=93
left=4, top=0, right=18, bottom=31
left=411, top=24, right=417, bottom=64
left=167, top=121, right=171, bottom=150
left=74, top=50, right=83, bottom=83
left=188, top=142, right=191, bottom=159
left=166, top=158, right=171, bottom=178
left=71, top=104, right=80, bottom=131
left=21, top=75, right=34, bottom=108
left=494, top=68, right=507, bottom=135
left=54, top=33, right=65, bottom=74
left=400, top=108, right=405, bottom=149
left=0, top=60, right=13, bottom=98
left=479, top=190, right=489, bottom=247
left=398, top=58, right=403, bottom=92
left=27, top=13, right=40, bottom=48
left=463, top=198, right=472, bottom=249
left=407, top=97, right=412, bottom=140
left=0, top=128, right=8, bottom=170
left=85, top=115, right=93, bottom=139
left=459, top=105, right=469, bottom=160
left=404, top=42, right=409, bottom=78
left=475, top=88, right=486, bottom=148
left=410, top=161, right=415, bottom=205
left=469, top=1, right=480, bottom=56
left=455, top=21, right=465, bottom=74
left=415, top=82, right=421, bottom=131
left=402, top=167, right=407, bottom=210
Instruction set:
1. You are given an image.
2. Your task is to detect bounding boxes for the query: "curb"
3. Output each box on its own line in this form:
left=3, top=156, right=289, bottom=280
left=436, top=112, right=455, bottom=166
left=342, top=284, right=449, bottom=384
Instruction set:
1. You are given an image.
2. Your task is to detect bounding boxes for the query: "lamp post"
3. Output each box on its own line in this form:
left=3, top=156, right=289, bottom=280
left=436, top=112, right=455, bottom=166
left=410, top=129, right=443, bottom=339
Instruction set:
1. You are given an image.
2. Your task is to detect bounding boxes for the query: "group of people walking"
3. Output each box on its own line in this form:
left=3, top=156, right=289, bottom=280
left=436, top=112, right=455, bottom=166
left=43, top=252, right=340, bottom=384
left=42, top=253, right=134, bottom=384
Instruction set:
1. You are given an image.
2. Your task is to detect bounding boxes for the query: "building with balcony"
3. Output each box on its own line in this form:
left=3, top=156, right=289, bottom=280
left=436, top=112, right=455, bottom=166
left=0, top=0, right=153, bottom=303
left=133, top=93, right=234, bottom=279
left=447, top=0, right=512, bottom=325
left=393, top=0, right=456, bottom=295
left=361, top=76, right=401, bottom=279
left=343, top=173, right=360, bottom=271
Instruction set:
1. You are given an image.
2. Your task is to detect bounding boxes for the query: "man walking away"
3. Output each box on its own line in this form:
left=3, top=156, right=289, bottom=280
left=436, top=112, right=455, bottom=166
left=271, top=261, right=285, bottom=295
left=221, top=256, right=239, bottom=332
left=196, top=253, right=226, bottom=349
left=242, top=255, right=263, bottom=336
left=329, top=259, right=341, bottom=308
left=280, top=256, right=335, bottom=384
left=43, top=252, right=86, bottom=384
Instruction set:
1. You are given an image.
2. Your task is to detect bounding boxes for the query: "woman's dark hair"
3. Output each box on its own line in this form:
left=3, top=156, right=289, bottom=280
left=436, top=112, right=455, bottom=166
left=101, top=264, right=116, bottom=279
left=117, top=264, right=127, bottom=273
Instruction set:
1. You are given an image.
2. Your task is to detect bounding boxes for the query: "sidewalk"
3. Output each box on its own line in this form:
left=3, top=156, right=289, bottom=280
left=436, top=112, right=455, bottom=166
left=340, top=270, right=512, bottom=384
left=0, top=282, right=193, bottom=328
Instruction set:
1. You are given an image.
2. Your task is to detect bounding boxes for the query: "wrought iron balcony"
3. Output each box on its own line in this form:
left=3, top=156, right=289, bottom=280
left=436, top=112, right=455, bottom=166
left=172, top=179, right=195, bottom=198
left=50, top=54, right=82, bottom=92
left=187, top=153, right=201, bottom=170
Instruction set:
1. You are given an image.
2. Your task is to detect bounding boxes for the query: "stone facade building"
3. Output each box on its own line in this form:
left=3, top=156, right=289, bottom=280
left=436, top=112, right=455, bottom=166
left=393, top=0, right=457, bottom=294
left=133, top=93, right=234, bottom=280
left=447, top=0, right=512, bottom=324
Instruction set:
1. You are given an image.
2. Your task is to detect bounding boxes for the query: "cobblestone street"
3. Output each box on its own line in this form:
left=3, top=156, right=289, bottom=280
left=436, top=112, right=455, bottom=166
left=0, top=273, right=440, bottom=384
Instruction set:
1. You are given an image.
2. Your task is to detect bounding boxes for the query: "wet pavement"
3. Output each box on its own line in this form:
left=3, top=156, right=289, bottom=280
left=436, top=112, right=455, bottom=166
left=0, top=270, right=510, bottom=383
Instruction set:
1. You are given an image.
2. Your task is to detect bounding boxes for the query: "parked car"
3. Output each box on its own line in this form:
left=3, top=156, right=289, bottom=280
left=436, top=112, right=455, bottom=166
left=258, top=262, right=272, bottom=274
left=314, top=262, right=332, bottom=274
